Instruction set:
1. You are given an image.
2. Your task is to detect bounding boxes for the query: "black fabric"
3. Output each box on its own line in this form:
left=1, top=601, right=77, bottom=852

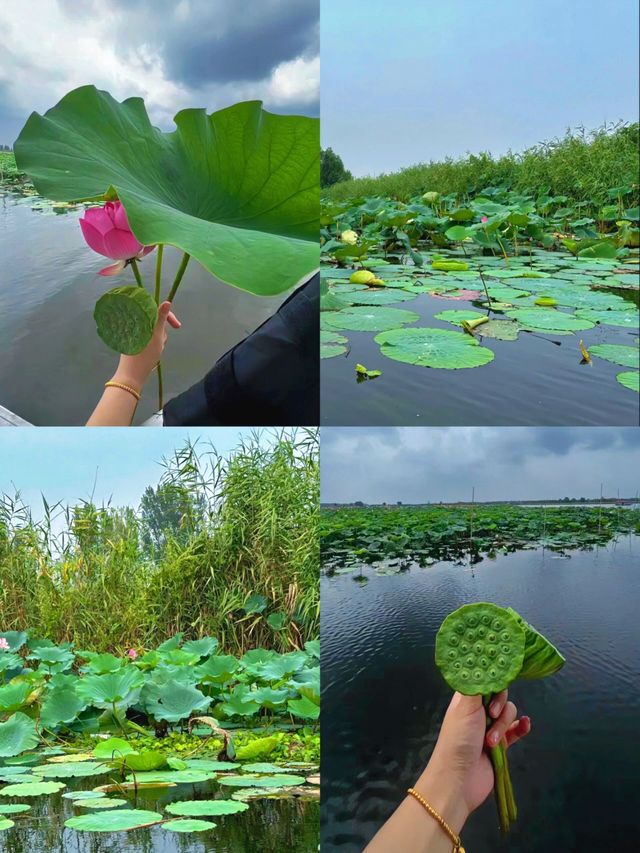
left=163, top=274, right=319, bottom=426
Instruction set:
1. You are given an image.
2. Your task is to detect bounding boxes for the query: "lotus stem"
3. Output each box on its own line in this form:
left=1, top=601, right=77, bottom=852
left=130, top=258, right=143, bottom=287
left=154, top=244, right=164, bottom=305
left=484, top=694, right=515, bottom=833
left=156, top=362, right=164, bottom=412
left=166, top=252, right=190, bottom=302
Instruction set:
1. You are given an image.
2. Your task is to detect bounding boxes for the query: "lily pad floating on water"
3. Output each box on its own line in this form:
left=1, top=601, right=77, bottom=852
left=0, top=780, right=65, bottom=796
left=163, top=819, right=216, bottom=832
left=184, top=759, right=240, bottom=771
left=477, top=319, right=523, bottom=341
left=337, top=288, right=417, bottom=306
left=323, top=306, right=420, bottom=332
left=241, top=763, right=300, bottom=774
left=505, top=308, right=595, bottom=332
left=125, top=770, right=215, bottom=784
left=434, top=309, right=487, bottom=326
left=63, top=790, right=107, bottom=800
left=76, top=797, right=128, bottom=809
left=588, top=344, right=639, bottom=368
left=616, top=371, right=639, bottom=392
left=165, top=799, right=249, bottom=816
left=65, top=808, right=164, bottom=832
left=576, top=308, right=639, bottom=328
left=0, top=804, right=31, bottom=814
left=33, top=761, right=106, bottom=778
left=218, top=773, right=306, bottom=788
left=0, top=818, right=14, bottom=830
left=375, top=327, right=495, bottom=369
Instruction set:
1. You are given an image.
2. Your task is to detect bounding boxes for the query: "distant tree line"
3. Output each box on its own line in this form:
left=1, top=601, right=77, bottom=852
left=0, top=145, right=12, bottom=151
left=321, top=147, right=352, bottom=188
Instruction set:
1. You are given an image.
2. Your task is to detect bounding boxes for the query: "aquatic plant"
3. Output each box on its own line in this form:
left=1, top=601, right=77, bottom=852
left=15, top=85, right=319, bottom=407
left=435, top=602, right=564, bottom=833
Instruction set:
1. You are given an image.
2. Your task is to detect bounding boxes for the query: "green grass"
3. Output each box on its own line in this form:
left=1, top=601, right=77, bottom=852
left=0, top=429, right=319, bottom=655
left=324, top=123, right=640, bottom=207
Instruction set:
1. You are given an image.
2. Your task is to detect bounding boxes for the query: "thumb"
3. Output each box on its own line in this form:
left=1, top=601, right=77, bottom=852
left=156, top=301, right=172, bottom=327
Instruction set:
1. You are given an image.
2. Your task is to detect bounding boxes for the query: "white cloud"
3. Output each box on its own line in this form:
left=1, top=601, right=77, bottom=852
left=267, top=54, right=319, bottom=106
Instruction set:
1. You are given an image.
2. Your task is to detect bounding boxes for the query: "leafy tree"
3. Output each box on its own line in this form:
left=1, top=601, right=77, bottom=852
left=321, top=147, right=352, bottom=188
left=139, top=482, right=206, bottom=552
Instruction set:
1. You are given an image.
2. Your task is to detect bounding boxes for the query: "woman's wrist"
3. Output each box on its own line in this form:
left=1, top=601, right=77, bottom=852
left=412, top=757, right=469, bottom=836
left=111, top=361, right=147, bottom=393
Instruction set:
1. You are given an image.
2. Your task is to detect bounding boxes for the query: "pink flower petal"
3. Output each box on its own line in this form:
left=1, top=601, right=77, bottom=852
left=113, top=201, right=131, bottom=231
left=82, top=206, right=116, bottom=236
left=138, top=245, right=156, bottom=258
left=79, top=218, right=109, bottom=256
left=98, top=260, right=127, bottom=276
left=102, top=228, right=145, bottom=260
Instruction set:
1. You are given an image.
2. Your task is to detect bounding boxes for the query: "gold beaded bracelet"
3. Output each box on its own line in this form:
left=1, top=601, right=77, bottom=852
left=104, top=381, right=141, bottom=402
left=406, top=788, right=465, bottom=852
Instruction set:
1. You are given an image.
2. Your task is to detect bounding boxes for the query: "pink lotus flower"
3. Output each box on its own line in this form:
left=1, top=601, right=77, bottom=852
left=0, top=638, right=10, bottom=651
left=126, top=648, right=138, bottom=660
left=481, top=216, right=488, bottom=224
left=79, top=201, right=155, bottom=276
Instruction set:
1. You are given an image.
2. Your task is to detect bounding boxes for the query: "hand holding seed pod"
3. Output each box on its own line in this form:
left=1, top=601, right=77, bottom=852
left=435, top=602, right=564, bottom=834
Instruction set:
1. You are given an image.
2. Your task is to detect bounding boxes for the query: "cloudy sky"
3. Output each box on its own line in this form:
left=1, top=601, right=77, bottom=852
left=321, top=428, right=640, bottom=503
left=322, top=0, right=639, bottom=176
left=0, top=0, right=319, bottom=145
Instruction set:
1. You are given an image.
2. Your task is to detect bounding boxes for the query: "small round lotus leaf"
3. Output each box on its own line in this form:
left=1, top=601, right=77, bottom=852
left=616, top=371, right=639, bottom=392
left=339, top=289, right=417, bottom=306
left=63, top=790, right=106, bottom=800
left=218, top=774, right=306, bottom=788
left=435, top=603, right=525, bottom=695
left=0, top=804, right=30, bottom=814
left=163, top=819, right=216, bottom=832
left=323, top=306, right=419, bottom=332
left=165, top=799, right=249, bottom=816
left=434, top=310, right=487, bottom=326
left=94, top=285, right=157, bottom=355
left=505, top=308, right=594, bottom=332
left=0, top=818, right=14, bottom=830
left=33, top=761, right=105, bottom=778
left=551, top=289, right=630, bottom=311
left=65, top=808, right=164, bottom=832
left=576, top=309, right=639, bottom=328
left=76, top=797, right=128, bottom=809
left=184, top=759, right=240, bottom=771
left=484, top=287, right=531, bottom=301
left=0, top=780, right=65, bottom=796
left=589, top=344, right=639, bottom=368
left=477, top=319, right=523, bottom=341
left=126, top=770, right=215, bottom=784
left=375, top=327, right=494, bottom=369
left=241, top=763, right=298, bottom=774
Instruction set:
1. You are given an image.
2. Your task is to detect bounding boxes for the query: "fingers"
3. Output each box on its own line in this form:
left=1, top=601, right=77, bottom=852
left=488, top=690, right=508, bottom=720
left=505, top=716, right=531, bottom=748
left=486, top=700, right=517, bottom=748
left=157, top=301, right=181, bottom=330
left=167, top=311, right=181, bottom=329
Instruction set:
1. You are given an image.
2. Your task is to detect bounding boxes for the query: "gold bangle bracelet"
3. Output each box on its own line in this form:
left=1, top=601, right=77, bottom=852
left=406, top=788, right=465, bottom=852
left=104, top=381, right=141, bottom=402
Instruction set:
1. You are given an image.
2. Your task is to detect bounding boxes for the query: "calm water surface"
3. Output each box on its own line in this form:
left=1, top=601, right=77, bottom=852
left=0, top=774, right=319, bottom=852
left=321, top=290, right=639, bottom=427
left=321, top=536, right=640, bottom=851
left=0, top=194, right=286, bottom=424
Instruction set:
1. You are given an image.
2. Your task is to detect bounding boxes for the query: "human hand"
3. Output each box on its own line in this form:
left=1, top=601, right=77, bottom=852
left=111, top=301, right=181, bottom=391
left=414, top=690, right=531, bottom=831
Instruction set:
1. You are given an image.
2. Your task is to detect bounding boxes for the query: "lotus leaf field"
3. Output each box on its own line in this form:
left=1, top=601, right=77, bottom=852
left=321, top=504, right=640, bottom=575
left=0, top=632, right=319, bottom=840
left=321, top=189, right=639, bottom=421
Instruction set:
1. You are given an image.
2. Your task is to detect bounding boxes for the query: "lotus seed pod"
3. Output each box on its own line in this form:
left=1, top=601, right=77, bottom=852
left=422, top=191, right=440, bottom=203
left=94, top=285, right=157, bottom=355
left=349, top=270, right=376, bottom=285
left=435, top=603, right=526, bottom=695
left=340, top=230, right=358, bottom=245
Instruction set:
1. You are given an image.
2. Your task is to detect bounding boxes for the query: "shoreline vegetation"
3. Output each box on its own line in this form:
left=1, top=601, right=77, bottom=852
left=323, top=123, right=640, bottom=208
left=0, top=430, right=319, bottom=655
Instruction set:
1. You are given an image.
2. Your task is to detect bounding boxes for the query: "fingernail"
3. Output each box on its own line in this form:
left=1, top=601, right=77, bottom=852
left=489, top=731, right=499, bottom=745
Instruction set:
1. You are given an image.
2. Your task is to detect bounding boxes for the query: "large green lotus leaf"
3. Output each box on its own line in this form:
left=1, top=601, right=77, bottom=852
left=0, top=818, right=14, bottom=830
left=79, top=668, right=145, bottom=709
left=15, top=86, right=319, bottom=296
left=125, top=770, right=215, bottom=784
left=76, top=797, right=128, bottom=809
left=338, top=289, right=416, bottom=306
left=92, top=738, right=136, bottom=760
left=375, top=327, right=494, bottom=369
left=550, top=289, right=630, bottom=311
left=63, top=790, right=107, bottom=800
left=323, top=306, right=419, bottom=332
left=218, top=774, right=306, bottom=788
left=65, top=808, right=164, bottom=832
left=0, top=683, right=31, bottom=714
left=41, top=686, right=88, bottom=730
left=589, top=344, right=639, bottom=368
left=0, top=804, right=31, bottom=814
left=181, top=637, right=219, bottom=658
left=143, top=681, right=211, bottom=723
left=477, top=319, right=523, bottom=341
left=0, top=713, right=39, bottom=758
left=164, top=819, right=217, bottom=832
left=507, top=609, right=565, bottom=679
left=505, top=308, right=594, bottom=332
left=33, top=761, right=106, bottom=778
left=287, top=695, right=320, bottom=720
left=0, top=632, right=27, bottom=652
left=576, top=308, right=639, bottom=328
left=435, top=603, right=526, bottom=695
left=112, top=750, right=168, bottom=772
left=616, top=371, right=639, bottom=392
left=165, top=799, right=248, bottom=816
left=0, top=780, right=65, bottom=796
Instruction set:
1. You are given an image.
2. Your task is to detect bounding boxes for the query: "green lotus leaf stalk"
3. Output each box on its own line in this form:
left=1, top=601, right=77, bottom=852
left=435, top=602, right=565, bottom=834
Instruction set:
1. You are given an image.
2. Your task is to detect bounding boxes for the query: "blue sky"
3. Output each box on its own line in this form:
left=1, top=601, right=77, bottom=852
left=321, top=0, right=640, bottom=176
left=0, top=428, right=251, bottom=516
